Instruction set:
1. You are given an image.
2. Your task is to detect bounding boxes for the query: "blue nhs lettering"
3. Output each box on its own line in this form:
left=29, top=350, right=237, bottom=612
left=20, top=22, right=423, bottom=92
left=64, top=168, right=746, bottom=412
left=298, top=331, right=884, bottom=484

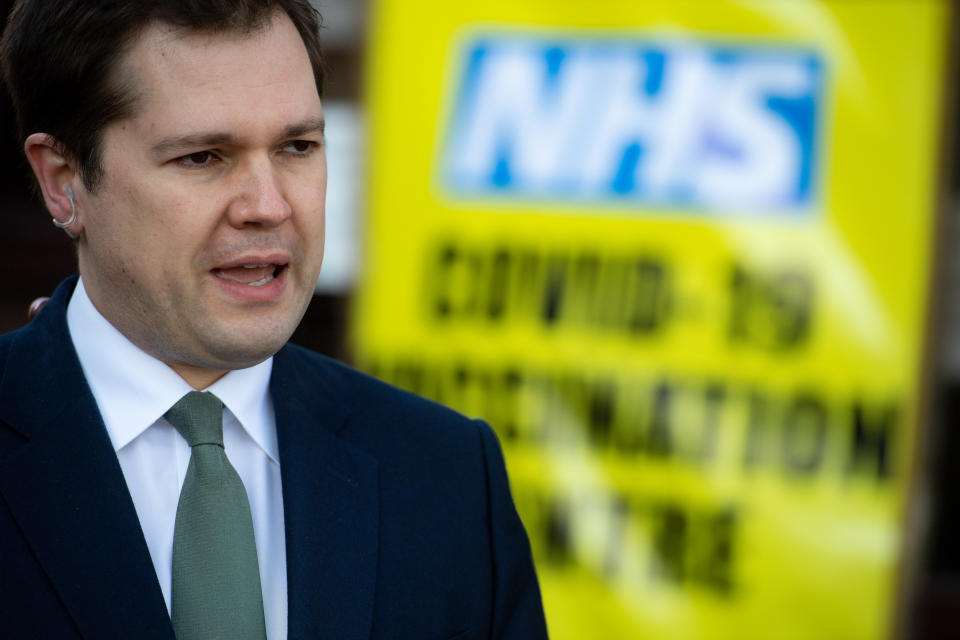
left=442, top=37, right=824, bottom=213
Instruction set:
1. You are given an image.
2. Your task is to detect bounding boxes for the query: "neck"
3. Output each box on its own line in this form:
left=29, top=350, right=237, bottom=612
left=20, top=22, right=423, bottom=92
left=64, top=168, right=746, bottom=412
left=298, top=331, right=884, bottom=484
left=166, top=361, right=228, bottom=390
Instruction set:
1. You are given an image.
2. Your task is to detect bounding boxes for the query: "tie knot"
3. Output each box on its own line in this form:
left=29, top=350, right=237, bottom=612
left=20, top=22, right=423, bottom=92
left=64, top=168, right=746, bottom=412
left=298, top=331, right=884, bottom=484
left=165, top=391, right=224, bottom=447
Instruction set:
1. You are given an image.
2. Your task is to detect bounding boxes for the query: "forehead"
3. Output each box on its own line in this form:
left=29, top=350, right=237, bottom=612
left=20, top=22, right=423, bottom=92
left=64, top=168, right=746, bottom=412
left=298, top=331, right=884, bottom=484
left=113, top=12, right=321, bottom=139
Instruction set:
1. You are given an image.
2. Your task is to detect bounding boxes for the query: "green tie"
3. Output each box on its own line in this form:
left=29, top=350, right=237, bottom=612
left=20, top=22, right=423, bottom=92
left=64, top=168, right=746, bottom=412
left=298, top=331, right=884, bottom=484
left=165, top=391, right=267, bottom=640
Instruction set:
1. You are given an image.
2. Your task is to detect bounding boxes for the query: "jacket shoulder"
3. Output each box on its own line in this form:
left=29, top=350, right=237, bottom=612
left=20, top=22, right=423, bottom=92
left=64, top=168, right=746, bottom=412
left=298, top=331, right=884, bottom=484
left=276, top=343, right=487, bottom=457
left=279, top=344, right=470, bottom=419
left=0, top=324, right=29, bottom=386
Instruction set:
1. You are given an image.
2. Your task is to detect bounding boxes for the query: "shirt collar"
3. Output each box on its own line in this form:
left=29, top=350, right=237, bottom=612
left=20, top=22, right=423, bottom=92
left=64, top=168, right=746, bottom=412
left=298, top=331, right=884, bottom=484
left=206, top=353, right=278, bottom=463
left=66, top=277, right=278, bottom=461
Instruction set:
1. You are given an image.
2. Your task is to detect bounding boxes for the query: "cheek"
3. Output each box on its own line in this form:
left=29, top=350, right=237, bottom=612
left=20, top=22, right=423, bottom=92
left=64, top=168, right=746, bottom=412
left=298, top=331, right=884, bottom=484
left=305, top=208, right=326, bottom=252
left=135, top=190, right=209, bottom=248
left=291, top=186, right=326, bottom=233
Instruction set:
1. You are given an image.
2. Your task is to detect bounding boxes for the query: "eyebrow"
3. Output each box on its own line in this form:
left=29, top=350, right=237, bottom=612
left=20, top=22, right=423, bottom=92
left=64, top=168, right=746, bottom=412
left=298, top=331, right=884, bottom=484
left=280, top=116, right=325, bottom=140
left=150, top=116, right=326, bottom=158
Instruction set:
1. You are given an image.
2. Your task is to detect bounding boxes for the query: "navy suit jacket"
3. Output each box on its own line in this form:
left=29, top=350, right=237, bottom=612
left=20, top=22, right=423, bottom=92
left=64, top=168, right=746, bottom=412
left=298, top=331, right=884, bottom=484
left=0, top=277, right=547, bottom=639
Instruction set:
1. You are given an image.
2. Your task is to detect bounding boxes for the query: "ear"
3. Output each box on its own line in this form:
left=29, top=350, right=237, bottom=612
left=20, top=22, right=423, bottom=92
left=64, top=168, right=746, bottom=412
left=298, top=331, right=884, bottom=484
left=24, top=133, right=84, bottom=237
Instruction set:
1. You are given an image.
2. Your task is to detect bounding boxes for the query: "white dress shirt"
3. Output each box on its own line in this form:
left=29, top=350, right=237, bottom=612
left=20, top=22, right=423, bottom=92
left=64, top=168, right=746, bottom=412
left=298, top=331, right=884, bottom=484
left=66, top=278, right=288, bottom=639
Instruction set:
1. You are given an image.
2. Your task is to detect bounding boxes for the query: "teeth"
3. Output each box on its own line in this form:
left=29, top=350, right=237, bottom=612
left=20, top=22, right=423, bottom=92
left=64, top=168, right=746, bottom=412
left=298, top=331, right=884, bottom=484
left=246, top=274, right=275, bottom=287
left=243, top=263, right=270, bottom=269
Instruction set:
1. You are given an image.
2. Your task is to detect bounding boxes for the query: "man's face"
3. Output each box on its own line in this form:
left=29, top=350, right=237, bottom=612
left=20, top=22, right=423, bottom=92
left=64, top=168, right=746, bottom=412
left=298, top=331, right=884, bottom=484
left=75, top=12, right=326, bottom=374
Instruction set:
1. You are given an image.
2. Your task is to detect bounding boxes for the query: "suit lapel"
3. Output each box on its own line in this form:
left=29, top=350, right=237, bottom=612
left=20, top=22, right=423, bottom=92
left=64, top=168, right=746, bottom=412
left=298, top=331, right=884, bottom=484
left=272, top=346, right=379, bottom=640
left=0, top=277, right=173, bottom=639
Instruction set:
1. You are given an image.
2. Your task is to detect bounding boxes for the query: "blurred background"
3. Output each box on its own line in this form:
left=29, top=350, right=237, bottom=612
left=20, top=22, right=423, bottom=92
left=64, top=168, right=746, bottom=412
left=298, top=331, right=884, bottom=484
left=1, top=0, right=957, bottom=638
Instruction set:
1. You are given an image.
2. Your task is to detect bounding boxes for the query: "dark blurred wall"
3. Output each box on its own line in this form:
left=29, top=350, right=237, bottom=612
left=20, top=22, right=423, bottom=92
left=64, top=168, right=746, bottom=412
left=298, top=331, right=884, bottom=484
left=0, top=0, right=77, bottom=332
left=912, top=31, right=960, bottom=633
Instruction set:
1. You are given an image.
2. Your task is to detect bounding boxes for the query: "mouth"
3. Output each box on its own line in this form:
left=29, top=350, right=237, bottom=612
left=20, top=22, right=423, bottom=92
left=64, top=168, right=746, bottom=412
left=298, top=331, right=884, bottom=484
left=212, top=261, right=288, bottom=287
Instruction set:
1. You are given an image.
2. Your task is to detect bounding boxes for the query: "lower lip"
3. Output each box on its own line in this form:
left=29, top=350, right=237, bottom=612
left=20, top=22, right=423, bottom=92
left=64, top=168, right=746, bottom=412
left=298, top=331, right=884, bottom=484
left=211, top=266, right=289, bottom=302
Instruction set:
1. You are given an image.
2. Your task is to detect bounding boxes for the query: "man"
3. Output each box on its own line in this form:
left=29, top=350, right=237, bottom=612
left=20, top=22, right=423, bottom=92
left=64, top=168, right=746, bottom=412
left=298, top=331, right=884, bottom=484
left=0, top=1, right=548, bottom=638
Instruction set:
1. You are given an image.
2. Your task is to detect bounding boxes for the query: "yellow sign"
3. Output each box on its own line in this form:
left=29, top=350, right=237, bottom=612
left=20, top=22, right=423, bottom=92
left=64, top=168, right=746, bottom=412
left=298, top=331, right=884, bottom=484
left=355, top=1, right=951, bottom=638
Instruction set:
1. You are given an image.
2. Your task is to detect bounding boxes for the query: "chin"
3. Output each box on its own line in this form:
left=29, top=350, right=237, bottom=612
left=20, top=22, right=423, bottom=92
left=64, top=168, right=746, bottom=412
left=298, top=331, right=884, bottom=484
left=186, top=298, right=311, bottom=367
left=191, top=319, right=296, bottom=369
left=216, top=333, right=292, bottom=368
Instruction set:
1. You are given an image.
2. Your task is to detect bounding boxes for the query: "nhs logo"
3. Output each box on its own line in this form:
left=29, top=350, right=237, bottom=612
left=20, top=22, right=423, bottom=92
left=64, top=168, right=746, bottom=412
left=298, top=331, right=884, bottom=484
left=441, top=35, right=825, bottom=214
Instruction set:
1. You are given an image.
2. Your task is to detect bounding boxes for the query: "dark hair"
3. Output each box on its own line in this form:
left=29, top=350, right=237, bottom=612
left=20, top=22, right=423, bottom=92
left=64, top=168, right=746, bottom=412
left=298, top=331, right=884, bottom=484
left=0, top=0, right=325, bottom=191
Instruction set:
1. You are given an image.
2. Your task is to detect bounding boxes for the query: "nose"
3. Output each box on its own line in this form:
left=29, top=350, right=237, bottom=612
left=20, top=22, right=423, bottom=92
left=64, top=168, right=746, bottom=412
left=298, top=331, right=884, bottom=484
left=227, top=157, right=292, bottom=228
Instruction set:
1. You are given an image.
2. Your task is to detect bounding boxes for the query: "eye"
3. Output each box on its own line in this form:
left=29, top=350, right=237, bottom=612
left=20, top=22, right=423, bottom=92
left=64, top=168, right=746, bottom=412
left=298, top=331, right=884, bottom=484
left=177, top=150, right=219, bottom=168
left=282, top=140, right=318, bottom=156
